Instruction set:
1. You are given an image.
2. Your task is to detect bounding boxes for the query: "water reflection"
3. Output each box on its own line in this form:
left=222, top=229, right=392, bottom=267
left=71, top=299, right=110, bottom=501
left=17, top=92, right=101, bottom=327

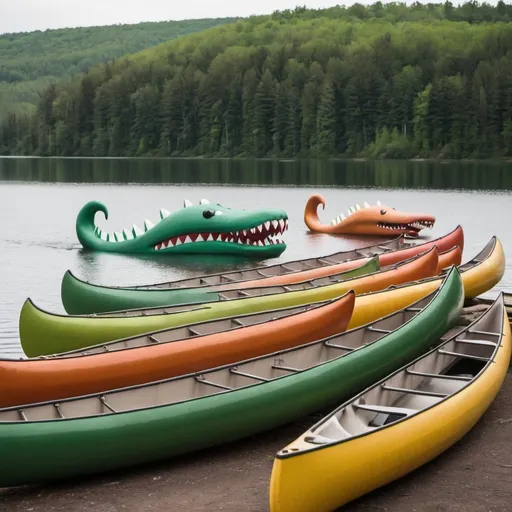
left=1, top=157, right=511, bottom=190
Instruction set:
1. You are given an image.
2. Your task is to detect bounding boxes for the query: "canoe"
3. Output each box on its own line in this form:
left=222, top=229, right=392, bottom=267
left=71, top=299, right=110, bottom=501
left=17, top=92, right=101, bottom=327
left=61, top=226, right=464, bottom=314
left=0, top=292, right=355, bottom=408
left=20, top=247, right=441, bottom=357
left=0, top=267, right=464, bottom=488
left=20, top=237, right=505, bottom=357
left=269, top=293, right=510, bottom=512
left=61, top=239, right=462, bottom=315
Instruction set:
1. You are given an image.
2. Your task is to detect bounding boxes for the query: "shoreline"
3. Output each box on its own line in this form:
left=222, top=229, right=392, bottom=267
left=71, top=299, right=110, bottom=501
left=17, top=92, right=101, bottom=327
left=1, top=373, right=511, bottom=511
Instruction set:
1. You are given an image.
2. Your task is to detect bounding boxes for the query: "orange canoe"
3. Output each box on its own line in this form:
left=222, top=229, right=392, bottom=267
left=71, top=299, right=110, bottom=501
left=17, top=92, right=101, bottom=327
left=437, top=245, right=462, bottom=273
left=0, top=292, right=356, bottom=407
left=234, top=225, right=463, bottom=289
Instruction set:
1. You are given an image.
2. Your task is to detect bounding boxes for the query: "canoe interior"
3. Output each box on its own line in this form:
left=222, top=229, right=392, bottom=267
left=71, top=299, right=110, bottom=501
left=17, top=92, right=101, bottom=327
left=298, top=295, right=503, bottom=448
left=98, top=236, right=494, bottom=320
left=0, top=291, right=439, bottom=423
left=134, top=237, right=407, bottom=290
left=38, top=301, right=332, bottom=358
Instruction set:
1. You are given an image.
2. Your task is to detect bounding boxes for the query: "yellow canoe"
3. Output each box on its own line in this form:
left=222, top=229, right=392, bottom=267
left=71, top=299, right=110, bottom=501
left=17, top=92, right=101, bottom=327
left=19, top=237, right=504, bottom=357
left=269, top=292, right=511, bottom=512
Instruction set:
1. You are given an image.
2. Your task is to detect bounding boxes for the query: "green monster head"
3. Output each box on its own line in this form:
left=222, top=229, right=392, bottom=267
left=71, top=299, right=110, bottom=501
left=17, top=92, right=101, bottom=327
left=76, top=199, right=289, bottom=257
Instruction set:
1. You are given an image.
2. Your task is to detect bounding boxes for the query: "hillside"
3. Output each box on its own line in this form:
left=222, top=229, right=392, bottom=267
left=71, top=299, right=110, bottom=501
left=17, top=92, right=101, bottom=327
left=0, top=18, right=237, bottom=117
left=2, top=2, right=512, bottom=160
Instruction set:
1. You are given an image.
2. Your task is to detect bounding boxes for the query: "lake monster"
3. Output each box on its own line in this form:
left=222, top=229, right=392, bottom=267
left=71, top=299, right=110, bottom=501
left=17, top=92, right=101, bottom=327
left=76, top=199, right=288, bottom=257
left=304, top=194, right=435, bottom=237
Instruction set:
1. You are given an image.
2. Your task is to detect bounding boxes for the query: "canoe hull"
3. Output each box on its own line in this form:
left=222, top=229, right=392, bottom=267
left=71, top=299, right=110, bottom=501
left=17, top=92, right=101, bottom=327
left=0, top=293, right=356, bottom=407
left=0, top=269, right=464, bottom=488
left=20, top=249, right=440, bottom=356
left=269, top=304, right=511, bottom=512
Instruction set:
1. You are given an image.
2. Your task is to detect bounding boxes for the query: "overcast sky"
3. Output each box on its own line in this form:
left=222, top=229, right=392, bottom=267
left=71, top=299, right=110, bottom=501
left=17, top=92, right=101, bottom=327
left=0, top=0, right=357, bottom=34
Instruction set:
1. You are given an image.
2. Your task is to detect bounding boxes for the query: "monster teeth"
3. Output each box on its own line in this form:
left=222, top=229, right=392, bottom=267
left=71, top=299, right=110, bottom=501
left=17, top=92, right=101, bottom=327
left=100, top=231, right=107, bottom=241
left=184, top=235, right=192, bottom=244
left=175, top=237, right=182, bottom=246
left=264, top=221, right=271, bottom=231
left=114, top=231, right=124, bottom=242
left=271, top=220, right=279, bottom=230
left=132, top=224, right=144, bottom=237
left=123, top=229, right=133, bottom=240
left=161, top=240, right=169, bottom=249
left=207, top=233, right=214, bottom=241
left=160, top=208, right=170, bottom=219
left=144, top=219, right=154, bottom=232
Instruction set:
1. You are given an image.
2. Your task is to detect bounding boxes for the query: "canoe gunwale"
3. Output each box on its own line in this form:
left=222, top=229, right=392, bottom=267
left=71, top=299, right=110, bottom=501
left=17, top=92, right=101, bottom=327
left=19, top=293, right=353, bottom=361
left=275, top=291, right=505, bottom=460
left=1, top=268, right=457, bottom=424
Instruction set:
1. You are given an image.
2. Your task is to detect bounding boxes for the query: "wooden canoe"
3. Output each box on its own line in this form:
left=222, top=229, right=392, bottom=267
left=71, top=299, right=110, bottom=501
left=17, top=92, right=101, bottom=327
left=0, top=292, right=355, bottom=408
left=61, top=226, right=464, bottom=314
left=20, top=247, right=441, bottom=356
left=269, top=293, right=510, bottom=512
left=0, top=267, right=464, bottom=488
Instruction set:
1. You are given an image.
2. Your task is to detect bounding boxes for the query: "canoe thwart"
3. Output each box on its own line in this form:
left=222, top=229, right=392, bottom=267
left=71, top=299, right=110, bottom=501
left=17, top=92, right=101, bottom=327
left=99, top=396, right=117, bottom=413
left=380, top=383, right=449, bottom=398
left=405, top=369, right=473, bottom=381
left=324, top=340, right=355, bottom=351
left=272, top=365, right=301, bottom=373
left=468, top=328, right=501, bottom=337
left=437, top=349, right=490, bottom=362
left=229, top=368, right=270, bottom=382
left=54, top=403, right=65, bottom=419
left=195, top=376, right=233, bottom=390
left=353, top=402, right=418, bottom=416
left=367, top=326, right=393, bottom=334
left=454, top=338, right=497, bottom=347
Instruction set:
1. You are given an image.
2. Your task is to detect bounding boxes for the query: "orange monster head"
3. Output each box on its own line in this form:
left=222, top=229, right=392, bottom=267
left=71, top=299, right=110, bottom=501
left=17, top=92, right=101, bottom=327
left=304, top=194, right=435, bottom=236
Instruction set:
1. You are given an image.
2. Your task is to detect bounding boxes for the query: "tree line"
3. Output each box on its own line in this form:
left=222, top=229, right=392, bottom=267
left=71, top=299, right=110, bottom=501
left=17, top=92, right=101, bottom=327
left=2, top=2, right=512, bottom=159
left=0, top=18, right=237, bottom=119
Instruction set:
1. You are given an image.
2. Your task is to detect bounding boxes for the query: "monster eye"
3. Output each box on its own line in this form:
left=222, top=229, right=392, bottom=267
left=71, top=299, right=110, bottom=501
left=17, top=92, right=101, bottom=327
left=380, top=209, right=387, bottom=215
left=202, top=210, right=215, bottom=219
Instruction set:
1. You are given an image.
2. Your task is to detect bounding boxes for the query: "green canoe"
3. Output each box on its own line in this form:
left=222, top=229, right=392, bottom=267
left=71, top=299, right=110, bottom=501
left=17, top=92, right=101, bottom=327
left=0, top=267, right=464, bottom=488
left=60, top=252, right=379, bottom=315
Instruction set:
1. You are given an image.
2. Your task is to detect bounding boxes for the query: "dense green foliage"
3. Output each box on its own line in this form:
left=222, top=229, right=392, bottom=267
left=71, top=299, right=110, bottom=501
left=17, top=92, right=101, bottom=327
left=3, top=2, right=512, bottom=159
left=0, top=18, right=237, bottom=118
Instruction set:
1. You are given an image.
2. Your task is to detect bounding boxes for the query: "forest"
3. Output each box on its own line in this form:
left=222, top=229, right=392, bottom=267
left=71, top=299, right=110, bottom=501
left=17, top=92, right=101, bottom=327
left=2, top=1, right=512, bottom=160
left=0, top=18, right=237, bottom=118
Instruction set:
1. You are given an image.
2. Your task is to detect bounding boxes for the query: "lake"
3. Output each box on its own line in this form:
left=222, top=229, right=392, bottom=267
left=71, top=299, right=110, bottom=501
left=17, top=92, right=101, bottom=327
left=1, top=157, right=511, bottom=358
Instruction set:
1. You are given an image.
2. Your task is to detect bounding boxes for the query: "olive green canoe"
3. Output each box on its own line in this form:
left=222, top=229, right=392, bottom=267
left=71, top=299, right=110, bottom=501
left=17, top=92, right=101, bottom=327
left=0, top=267, right=464, bottom=488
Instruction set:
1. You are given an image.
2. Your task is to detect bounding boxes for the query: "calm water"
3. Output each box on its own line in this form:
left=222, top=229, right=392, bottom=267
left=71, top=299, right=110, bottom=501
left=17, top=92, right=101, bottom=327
left=1, top=157, right=511, bottom=358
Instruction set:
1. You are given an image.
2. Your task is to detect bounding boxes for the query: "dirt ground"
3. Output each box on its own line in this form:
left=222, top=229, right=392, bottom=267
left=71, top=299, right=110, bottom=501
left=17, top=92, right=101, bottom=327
left=1, top=373, right=511, bottom=512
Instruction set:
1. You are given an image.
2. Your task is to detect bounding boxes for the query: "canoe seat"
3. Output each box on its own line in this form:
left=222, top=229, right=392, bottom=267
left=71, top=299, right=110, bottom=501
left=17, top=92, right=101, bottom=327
left=354, top=403, right=418, bottom=417
left=310, top=416, right=352, bottom=442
